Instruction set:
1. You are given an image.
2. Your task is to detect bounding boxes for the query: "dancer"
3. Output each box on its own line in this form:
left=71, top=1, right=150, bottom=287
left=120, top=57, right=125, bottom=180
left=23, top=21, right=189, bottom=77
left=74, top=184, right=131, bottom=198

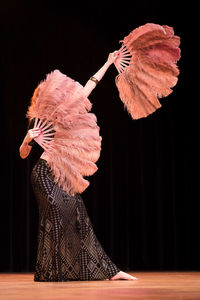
left=19, top=51, right=137, bottom=281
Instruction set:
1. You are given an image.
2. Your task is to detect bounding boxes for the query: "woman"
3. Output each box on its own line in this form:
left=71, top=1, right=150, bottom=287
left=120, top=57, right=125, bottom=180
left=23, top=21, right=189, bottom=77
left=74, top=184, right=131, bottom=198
left=19, top=52, right=137, bottom=281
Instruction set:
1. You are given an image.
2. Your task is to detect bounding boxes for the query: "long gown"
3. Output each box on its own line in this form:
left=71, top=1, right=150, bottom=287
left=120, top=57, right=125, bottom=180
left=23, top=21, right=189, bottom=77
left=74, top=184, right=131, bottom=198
left=31, top=157, right=120, bottom=281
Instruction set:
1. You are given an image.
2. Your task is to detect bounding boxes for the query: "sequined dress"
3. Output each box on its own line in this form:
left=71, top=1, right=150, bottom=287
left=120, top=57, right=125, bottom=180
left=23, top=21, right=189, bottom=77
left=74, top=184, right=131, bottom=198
left=31, top=158, right=120, bottom=281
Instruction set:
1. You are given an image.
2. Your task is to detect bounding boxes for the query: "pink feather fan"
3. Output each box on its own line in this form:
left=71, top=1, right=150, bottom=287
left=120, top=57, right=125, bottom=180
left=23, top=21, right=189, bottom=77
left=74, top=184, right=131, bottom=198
left=27, top=70, right=102, bottom=196
left=114, top=23, right=181, bottom=119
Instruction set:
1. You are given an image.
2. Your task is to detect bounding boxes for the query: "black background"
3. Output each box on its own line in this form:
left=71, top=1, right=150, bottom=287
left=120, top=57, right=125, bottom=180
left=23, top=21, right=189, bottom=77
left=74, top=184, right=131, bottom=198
left=0, top=0, right=197, bottom=273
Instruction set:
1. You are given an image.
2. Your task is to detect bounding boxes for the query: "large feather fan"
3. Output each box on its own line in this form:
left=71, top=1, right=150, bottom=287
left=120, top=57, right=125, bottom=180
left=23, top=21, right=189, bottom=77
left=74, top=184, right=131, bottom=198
left=27, top=70, right=102, bottom=196
left=114, top=23, right=181, bottom=119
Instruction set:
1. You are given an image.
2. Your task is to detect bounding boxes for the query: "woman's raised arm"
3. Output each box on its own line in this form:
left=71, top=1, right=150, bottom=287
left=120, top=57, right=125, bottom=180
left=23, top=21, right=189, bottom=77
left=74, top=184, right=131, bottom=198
left=83, top=51, right=118, bottom=97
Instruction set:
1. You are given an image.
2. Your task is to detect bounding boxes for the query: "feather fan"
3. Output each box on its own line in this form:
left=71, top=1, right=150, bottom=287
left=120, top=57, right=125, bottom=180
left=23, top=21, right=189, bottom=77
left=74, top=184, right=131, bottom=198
left=114, top=23, right=181, bottom=119
left=27, top=70, right=102, bottom=196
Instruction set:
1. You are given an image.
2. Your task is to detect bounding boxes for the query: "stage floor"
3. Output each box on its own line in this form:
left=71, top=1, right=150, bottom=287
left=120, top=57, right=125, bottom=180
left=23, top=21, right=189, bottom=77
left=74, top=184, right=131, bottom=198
left=0, top=272, right=200, bottom=300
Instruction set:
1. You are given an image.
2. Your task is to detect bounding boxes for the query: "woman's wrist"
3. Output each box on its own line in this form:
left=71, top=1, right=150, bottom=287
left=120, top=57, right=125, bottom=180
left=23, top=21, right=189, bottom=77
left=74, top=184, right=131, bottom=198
left=92, top=61, right=111, bottom=82
left=24, top=133, right=32, bottom=144
left=89, top=76, right=99, bottom=85
left=24, top=139, right=32, bottom=148
left=105, top=60, right=112, bottom=67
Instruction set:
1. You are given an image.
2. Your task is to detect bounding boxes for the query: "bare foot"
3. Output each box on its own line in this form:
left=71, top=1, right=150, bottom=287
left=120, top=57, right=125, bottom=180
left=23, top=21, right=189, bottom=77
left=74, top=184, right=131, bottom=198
left=110, top=271, right=138, bottom=280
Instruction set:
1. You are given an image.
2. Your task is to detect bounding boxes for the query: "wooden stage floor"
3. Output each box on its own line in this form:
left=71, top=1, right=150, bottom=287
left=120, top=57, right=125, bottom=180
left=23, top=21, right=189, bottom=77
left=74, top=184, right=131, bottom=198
left=0, top=272, right=200, bottom=300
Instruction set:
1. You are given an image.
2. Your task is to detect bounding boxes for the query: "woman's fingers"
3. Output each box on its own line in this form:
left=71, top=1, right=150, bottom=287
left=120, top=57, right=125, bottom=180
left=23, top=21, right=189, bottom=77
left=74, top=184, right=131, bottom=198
left=108, top=51, right=119, bottom=63
left=28, top=128, right=42, bottom=139
left=113, top=50, right=119, bottom=57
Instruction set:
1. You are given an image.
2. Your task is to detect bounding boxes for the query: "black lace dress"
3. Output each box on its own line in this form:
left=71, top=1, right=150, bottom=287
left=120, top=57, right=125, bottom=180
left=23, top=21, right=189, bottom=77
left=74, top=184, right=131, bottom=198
left=31, top=158, right=120, bottom=281
left=27, top=116, right=120, bottom=283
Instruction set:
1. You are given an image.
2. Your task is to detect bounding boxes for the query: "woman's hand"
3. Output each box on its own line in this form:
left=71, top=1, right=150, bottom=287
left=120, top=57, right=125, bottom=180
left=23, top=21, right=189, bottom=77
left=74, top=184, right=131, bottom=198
left=107, top=51, right=119, bottom=65
left=25, top=128, right=41, bottom=144
left=19, top=128, right=41, bottom=159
